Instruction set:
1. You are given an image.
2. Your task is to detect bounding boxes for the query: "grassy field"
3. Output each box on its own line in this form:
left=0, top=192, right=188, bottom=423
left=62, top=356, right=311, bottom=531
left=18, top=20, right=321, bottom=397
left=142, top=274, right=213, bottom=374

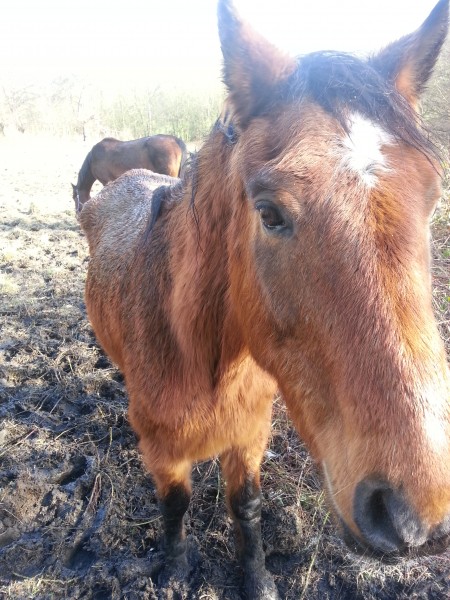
left=0, top=133, right=449, bottom=599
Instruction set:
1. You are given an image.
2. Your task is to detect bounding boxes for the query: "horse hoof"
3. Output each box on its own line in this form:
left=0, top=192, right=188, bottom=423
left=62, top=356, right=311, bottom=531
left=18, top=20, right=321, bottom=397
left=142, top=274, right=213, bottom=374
left=151, top=537, right=200, bottom=590
left=243, top=568, right=280, bottom=600
left=155, top=553, right=191, bottom=588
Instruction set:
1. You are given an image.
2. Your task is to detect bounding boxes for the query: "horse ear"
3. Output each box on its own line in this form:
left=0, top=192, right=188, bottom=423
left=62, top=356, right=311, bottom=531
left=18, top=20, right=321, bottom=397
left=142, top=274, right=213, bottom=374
left=217, top=0, right=296, bottom=128
left=369, top=0, right=449, bottom=107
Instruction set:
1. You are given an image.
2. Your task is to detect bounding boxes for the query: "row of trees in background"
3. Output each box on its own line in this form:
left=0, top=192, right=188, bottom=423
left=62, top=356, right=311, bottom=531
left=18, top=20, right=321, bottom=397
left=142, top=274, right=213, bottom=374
left=1, top=39, right=449, bottom=147
left=0, top=76, right=224, bottom=142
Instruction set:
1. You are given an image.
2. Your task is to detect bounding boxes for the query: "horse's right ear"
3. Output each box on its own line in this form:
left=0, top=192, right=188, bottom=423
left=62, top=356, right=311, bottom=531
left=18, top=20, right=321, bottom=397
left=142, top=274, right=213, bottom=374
left=217, top=0, right=296, bottom=129
left=370, top=0, right=449, bottom=107
left=71, top=183, right=76, bottom=190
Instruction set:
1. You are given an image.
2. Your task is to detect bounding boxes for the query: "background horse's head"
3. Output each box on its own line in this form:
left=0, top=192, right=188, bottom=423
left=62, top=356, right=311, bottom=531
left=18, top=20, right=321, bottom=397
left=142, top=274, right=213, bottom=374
left=71, top=183, right=80, bottom=210
left=218, top=0, right=450, bottom=557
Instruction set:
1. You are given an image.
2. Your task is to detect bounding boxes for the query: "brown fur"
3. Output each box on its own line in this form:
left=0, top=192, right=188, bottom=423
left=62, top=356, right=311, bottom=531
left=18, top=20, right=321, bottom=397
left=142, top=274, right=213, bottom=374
left=79, top=0, right=450, bottom=595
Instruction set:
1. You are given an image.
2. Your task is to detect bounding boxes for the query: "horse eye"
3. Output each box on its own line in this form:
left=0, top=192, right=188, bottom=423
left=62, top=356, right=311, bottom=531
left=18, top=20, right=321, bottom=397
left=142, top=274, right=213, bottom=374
left=256, top=202, right=286, bottom=231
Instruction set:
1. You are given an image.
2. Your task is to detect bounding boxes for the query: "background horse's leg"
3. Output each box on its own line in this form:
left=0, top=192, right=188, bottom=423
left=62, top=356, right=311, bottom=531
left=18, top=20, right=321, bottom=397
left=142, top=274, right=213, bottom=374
left=221, top=447, right=280, bottom=600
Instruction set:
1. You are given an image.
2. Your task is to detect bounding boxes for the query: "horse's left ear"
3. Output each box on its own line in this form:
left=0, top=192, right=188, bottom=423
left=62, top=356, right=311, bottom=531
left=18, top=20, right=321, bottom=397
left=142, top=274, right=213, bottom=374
left=217, top=0, right=296, bottom=128
left=370, top=0, right=449, bottom=107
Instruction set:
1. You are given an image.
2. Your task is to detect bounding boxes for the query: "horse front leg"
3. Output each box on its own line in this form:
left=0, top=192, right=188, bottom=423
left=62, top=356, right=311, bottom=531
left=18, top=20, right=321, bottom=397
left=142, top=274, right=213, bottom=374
left=221, top=448, right=280, bottom=600
left=159, top=480, right=191, bottom=570
left=140, top=439, right=193, bottom=585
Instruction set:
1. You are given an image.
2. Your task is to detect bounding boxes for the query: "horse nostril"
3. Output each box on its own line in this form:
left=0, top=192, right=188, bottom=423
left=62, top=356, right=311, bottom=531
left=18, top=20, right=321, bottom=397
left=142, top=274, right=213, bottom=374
left=353, top=478, right=427, bottom=554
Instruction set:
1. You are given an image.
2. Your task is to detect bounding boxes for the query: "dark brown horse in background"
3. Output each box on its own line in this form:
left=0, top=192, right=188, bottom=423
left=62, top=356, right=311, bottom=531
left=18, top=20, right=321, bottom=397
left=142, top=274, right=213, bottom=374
left=79, top=1, right=450, bottom=598
left=72, top=134, right=188, bottom=212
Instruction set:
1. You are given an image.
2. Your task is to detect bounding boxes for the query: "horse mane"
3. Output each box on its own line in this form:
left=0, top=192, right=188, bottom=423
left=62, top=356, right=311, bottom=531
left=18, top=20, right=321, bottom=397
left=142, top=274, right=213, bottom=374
left=140, top=184, right=172, bottom=245
left=139, top=172, right=187, bottom=247
left=283, top=51, right=439, bottom=162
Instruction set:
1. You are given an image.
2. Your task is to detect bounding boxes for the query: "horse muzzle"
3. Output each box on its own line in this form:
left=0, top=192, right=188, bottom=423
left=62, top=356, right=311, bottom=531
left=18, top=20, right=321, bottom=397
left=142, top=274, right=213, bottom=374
left=342, top=476, right=450, bottom=560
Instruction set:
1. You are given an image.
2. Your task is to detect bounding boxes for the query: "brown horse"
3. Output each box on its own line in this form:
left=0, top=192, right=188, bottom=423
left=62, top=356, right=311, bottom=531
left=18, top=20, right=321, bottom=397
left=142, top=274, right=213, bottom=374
left=79, top=1, right=450, bottom=598
left=72, top=134, right=188, bottom=212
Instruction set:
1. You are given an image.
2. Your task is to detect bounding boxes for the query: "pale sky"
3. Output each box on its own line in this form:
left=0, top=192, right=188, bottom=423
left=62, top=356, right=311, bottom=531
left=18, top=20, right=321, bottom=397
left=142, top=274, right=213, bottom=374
left=1, top=0, right=442, bottom=91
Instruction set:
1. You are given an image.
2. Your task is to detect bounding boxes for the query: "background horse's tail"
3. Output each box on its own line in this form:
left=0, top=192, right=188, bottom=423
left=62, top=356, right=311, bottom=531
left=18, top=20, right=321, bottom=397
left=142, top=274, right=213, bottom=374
left=73, top=148, right=95, bottom=215
left=176, top=138, right=190, bottom=179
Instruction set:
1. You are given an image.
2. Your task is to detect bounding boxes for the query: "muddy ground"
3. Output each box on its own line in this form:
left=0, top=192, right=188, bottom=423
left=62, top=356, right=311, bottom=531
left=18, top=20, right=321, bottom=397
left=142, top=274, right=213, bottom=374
left=0, top=134, right=449, bottom=599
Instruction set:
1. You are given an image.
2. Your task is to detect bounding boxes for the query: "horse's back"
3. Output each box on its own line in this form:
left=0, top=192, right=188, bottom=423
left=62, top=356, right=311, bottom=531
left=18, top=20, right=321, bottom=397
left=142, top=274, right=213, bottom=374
left=79, top=169, right=177, bottom=253
left=79, top=168, right=178, bottom=367
left=143, top=135, right=187, bottom=177
left=79, top=168, right=177, bottom=286
left=91, top=136, right=185, bottom=180
left=91, top=137, right=120, bottom=157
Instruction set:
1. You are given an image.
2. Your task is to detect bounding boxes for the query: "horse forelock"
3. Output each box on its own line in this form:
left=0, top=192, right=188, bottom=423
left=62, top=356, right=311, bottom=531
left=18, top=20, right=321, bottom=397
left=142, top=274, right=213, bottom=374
left=282, top=52, right=439, bottom=164
left=217, top=51, right=440, bottom=193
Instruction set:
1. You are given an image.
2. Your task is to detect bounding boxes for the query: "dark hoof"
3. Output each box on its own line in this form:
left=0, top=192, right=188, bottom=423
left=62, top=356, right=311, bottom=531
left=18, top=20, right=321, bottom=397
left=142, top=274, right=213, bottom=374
left=243, top=568, right=280, bottom=600
left=155, top=553, right=191, bottom=588
left=151, top=539, right=199, bottom=590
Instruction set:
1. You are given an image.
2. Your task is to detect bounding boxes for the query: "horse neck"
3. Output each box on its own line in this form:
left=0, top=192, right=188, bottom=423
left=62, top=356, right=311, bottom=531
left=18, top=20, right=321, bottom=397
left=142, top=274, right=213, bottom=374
left=76, top=187, right=91, bottom=208
left=77, top=150, right=96, bottom=200
left=168, top=133, right=245, bottom=378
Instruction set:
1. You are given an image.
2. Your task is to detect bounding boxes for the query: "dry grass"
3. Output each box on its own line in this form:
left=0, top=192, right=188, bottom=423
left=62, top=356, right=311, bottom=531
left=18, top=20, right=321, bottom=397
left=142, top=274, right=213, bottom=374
left=432, top=185, right=450, bottom=354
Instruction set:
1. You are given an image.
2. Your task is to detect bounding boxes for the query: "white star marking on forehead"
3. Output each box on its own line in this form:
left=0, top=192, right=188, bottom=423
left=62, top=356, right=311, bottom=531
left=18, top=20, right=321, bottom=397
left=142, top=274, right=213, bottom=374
left=340, top=113, right=393, bottom=187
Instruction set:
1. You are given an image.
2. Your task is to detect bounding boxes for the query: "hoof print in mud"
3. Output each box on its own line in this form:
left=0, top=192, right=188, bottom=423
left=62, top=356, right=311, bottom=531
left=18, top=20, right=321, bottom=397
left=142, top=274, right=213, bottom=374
left=94, top=355, right=111, bottom=370
left=57, top=455, right=89, bottom=487
left=65, top=540, right=97, bottom=572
